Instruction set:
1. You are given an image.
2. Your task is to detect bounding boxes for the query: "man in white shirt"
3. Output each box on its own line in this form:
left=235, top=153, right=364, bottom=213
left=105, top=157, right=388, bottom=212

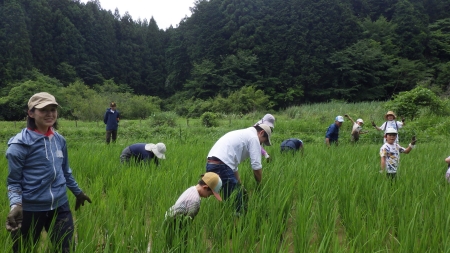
left=205, top=124, right=272, bottom=214
left=372, top=110, right=405, bottom=144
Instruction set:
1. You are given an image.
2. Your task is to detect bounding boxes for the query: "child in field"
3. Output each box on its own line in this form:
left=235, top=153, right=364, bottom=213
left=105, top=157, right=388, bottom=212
left=379, top=128, right=416, bottom=179
left=445, top=157, right=450, bottom=182
left=344, top=114, right=368, bottom=143
left=164, top=172, right=222, bottom=251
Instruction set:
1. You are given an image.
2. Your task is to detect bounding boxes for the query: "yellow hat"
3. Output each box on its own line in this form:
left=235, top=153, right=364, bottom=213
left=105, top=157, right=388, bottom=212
left=202, top=172, right=222, bottom=201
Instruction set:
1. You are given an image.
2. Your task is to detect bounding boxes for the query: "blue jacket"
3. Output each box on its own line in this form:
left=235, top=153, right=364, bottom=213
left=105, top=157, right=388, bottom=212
left=280, top=138, right=303, bottom=150
left=104, top=108, right=120, bottom=130
left=325, top=123, right=340, bottom=142
left=6, top=128, right=82, bottom=211
left=128, top=143, right=157, bottom=164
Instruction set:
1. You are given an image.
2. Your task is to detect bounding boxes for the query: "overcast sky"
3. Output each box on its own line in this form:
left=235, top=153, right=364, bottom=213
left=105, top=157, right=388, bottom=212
left=80, top=0, right=195, bottom=30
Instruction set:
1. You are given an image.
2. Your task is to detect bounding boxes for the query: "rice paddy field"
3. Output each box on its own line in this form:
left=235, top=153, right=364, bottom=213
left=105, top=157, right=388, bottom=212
left=1, top=101, right=450, bottom=252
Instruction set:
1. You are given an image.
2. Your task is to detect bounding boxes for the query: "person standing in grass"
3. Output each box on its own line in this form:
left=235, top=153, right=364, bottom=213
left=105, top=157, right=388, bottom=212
left=372, top=110, right=405, bottom=144
left=206, top=124, right=272, bottom=214
left=445, top=156, right=450, bottom=182
left=254, top=114, right=275, bottom=162
left=104, top=102, right=120, bottom=144
left=379, top=127, right=416, bottom=179
left=325, top=115, right=344, bottom=147
left=280, top=138, right=304, bottom=156
left=164, top=172, right=222, bottom=251
left=5, top=92, right=92, bottom=253
left=344, top=114, right=368, bottom=143
left=120, top=142, right=166, bottom=165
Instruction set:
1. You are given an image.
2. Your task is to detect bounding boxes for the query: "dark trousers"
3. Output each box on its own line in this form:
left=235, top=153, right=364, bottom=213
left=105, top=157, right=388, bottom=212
left=206, top=163, right=247, bottom=213
left=106, top=130, right=117, bottom=144
left=11, top=201, right=74, bottom=253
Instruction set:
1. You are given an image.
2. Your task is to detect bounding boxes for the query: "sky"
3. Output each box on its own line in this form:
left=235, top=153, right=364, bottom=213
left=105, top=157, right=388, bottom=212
left=80, top=0, right=195, bottom=30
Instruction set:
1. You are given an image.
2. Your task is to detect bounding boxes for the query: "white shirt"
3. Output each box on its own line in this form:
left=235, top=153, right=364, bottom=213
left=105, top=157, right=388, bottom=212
left=207, top=127, right=262, bottom=172
left=380, top=143, right=406, bottom=174
left=165, top=186, right=201, bottom=219
left=380, top=120, right=404, bottom=143
left=352, top=123, right=362, bottom=134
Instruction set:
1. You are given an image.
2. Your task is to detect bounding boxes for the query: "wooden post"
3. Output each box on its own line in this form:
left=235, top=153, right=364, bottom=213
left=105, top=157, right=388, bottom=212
left=75, top=120, right=78, bottom=127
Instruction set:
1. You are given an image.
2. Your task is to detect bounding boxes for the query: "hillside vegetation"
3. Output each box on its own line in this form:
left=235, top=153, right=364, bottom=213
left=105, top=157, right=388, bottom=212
left=1, top=0, right=450, bottom=117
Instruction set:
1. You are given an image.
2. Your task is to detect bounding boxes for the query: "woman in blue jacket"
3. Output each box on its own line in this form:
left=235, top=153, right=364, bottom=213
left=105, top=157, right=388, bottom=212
left=5, top=92, right=92, bottom=253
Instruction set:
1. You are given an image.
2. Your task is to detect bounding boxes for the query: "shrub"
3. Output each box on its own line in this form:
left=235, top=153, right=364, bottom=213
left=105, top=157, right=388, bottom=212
left=149, top=111, right=178, bottom=127
left=200, top=112, right=219, bottom=127
left=385, top=86, right=449, bottom=119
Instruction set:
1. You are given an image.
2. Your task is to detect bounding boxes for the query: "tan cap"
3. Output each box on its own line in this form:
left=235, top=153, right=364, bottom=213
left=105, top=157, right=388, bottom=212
left=258, top=124, right=272, bottom=146
left=202, top=172, right=222, bottom=201
left=28, top=92, right=59, bottom=110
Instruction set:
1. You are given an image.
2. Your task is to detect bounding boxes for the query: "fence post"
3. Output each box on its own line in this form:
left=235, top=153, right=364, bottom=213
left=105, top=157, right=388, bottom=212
left=75, top=120, right=77, bottom=127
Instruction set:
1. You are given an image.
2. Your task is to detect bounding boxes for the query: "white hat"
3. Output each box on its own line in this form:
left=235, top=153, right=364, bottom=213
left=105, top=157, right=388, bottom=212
left=335, top=116, right=344, bottom=122
left=145, top=143, right=166, bottom=159
left=255, top=114, right=275, bottom=128
left=385, top=127, right=398, bottom=134
left=356, top=119, right=364, bottom=123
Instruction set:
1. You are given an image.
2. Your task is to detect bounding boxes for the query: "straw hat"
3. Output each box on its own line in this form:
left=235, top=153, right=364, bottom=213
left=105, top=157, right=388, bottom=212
left=384, top=111, right=396, bottom=120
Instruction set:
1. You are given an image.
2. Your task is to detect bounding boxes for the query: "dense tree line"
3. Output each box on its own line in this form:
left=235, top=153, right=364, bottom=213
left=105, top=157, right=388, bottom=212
left=1, top=0, right=450, bottom=117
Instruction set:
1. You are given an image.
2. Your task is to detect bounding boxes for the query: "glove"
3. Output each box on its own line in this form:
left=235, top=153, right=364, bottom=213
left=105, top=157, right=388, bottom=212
left=75, top=192, right=92, bottom=211
left=411, top=136, right=417, bottom=145
left=264, top=153, right=271, bottom=163
left=6, top=205, right=23, bottom=232
left=371, top=121, right=376, bottom=127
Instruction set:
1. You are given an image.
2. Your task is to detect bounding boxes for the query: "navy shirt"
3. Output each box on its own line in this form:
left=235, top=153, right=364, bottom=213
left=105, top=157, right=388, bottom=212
left=128, top=143, right=156, bottom=162
left=325, top=123, right=340, bottom=142
left=280, top=138, right=303, bottom=150
left=104, top=108, right=120, bottom=131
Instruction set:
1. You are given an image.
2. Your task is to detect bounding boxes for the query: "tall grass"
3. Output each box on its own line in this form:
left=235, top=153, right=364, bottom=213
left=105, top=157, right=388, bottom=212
left=1, top=101, right=450, bottom=252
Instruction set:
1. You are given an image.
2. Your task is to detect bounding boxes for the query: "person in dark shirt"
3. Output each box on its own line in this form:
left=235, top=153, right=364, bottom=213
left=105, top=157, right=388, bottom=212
left=120, top=143, right=166, bottom=165
left=325, top=116, right=344, bottom=147
left=103, top=102, right=120, bottom=144
left=280, top=138, right=304, bottom=156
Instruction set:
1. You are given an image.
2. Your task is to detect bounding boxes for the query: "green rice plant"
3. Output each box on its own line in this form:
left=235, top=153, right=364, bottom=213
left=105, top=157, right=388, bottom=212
left=2, top=101, right=450, bottom=252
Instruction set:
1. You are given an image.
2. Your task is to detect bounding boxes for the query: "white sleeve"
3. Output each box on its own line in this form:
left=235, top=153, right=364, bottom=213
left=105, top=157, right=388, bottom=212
left=249, top=139, right=262, bottom=170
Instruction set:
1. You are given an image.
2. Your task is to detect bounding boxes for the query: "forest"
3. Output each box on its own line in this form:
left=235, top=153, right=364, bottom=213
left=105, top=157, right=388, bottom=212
left=0, top=0, right=450, bottom=120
